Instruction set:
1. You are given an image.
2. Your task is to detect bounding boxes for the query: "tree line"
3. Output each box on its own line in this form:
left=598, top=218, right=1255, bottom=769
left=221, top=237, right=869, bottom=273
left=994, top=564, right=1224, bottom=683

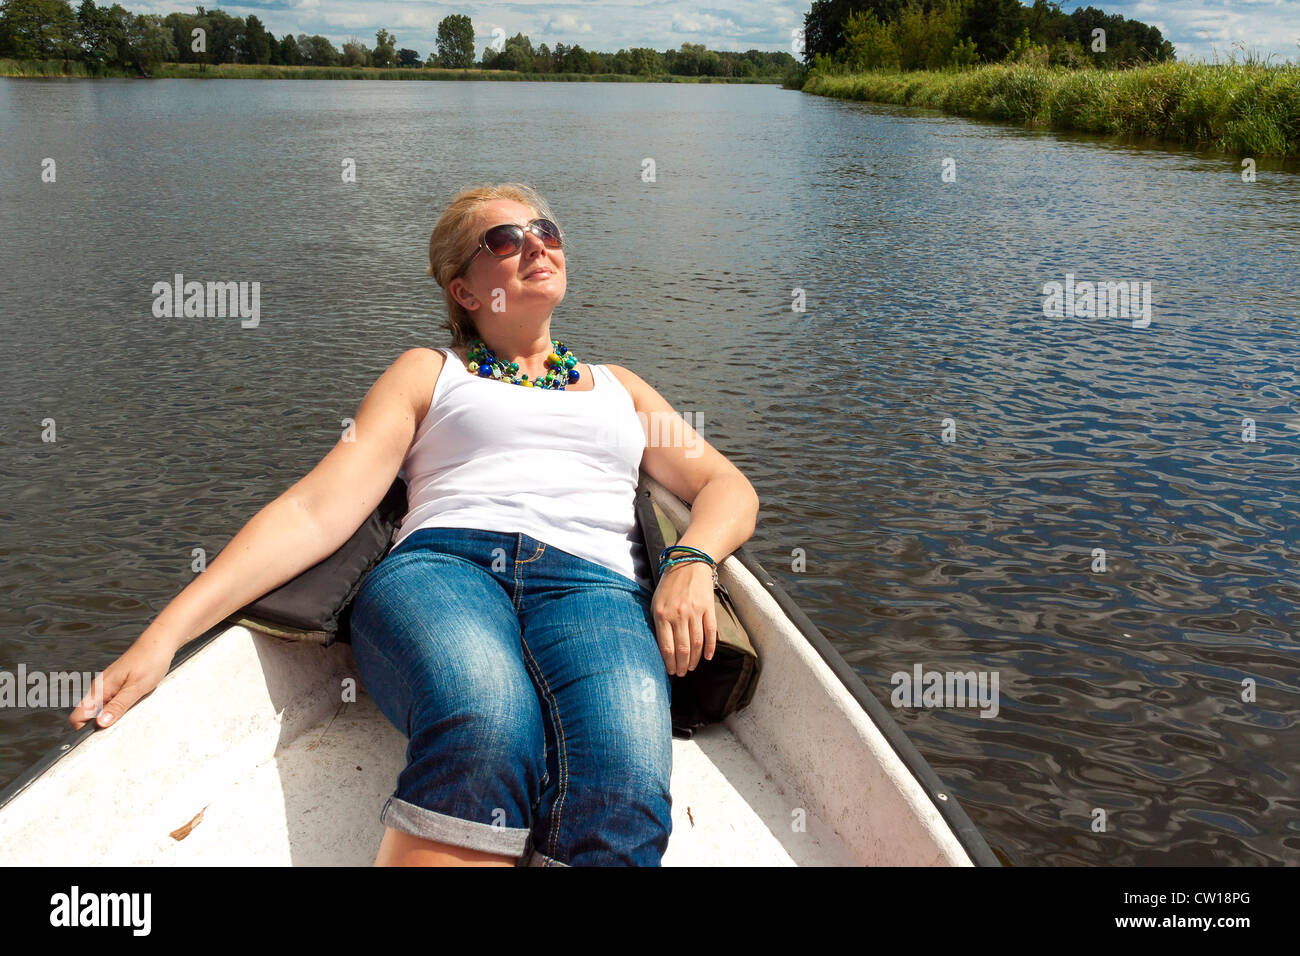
left=0, top=0, right=797, bottom=77
left=802, top=0, right=1176, bottom=71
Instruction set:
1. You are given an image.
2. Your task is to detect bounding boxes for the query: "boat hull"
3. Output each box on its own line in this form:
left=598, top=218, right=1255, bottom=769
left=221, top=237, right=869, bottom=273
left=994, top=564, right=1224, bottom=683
left=0, top=475, right=994, bottom=866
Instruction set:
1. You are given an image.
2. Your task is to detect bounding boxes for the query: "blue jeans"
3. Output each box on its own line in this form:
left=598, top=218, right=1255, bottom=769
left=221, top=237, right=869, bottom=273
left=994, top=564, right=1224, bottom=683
left=349, top=527, right=674, bottom=866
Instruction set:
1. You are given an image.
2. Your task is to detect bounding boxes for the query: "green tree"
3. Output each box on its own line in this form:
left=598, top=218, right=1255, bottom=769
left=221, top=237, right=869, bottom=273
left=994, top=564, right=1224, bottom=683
left=843, top=9, right=900, bottom=70
left=533, top=41, right=552, bottom=72
left=1005, top=26, right=1049, bottom=64
left=626, top=46, right=662, bottom=76
left=950, top=36, right=978, bottom=66
left=371, top=27, right=394, bottom=66
left=435, top=13, right=473, bottom=68
left=895, top=2, right=960, bottom=70
left=0, top=0, right=78, bottom=59
left=276, top=32, right=297, bottom=65
left=802, top=0, right=905, bottom=65
left=124, top=11, right=174, bottom=74
left=560, top=42, right=589, bottom=73
left=297, top=33, right=339, bottom=66
left=341, top=36, right=369, bottom=67
left=76, top=0, right=119, bottom=70
left=397, top=47, right=419, bottom=66
left=243, top=13, right=270, bottom=64
left=961, top=0, right=1025, bottom=61
left=174, top=6, right=242, bottom=63
left=670, top=41, right=706, bottom=75
left=483, top=32, right=532, bottom=71
left=99, top=2, right=134, bottom=67
left=162, top=10, right=208, bottom=64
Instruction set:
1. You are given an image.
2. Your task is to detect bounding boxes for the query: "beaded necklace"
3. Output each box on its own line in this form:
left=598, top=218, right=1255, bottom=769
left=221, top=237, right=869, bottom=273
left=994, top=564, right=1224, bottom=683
left=465, top=337, right=581, bottom=389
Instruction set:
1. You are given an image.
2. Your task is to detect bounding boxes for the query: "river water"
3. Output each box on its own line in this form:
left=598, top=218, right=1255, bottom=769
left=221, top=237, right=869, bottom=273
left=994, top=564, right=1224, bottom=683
left=1, top=78, right=1296, bottom=865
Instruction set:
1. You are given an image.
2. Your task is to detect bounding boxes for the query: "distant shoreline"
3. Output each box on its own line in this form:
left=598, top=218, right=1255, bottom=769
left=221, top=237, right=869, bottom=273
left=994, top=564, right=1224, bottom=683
left=795, top=61, right=1300, bottom=159
left=0, top=59, right=783, bottom=83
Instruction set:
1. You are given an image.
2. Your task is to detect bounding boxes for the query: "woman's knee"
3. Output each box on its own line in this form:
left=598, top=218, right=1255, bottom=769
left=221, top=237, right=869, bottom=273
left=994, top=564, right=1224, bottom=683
left=407, top=672, right=545, bottom=763
left=399, top=671, right=549, bottom=823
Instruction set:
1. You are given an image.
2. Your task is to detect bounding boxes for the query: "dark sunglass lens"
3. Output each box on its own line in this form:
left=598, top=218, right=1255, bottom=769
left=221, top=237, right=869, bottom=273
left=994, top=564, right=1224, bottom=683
left=484, top=224, right=523, bottom=256
left=534, top=220, right=562, bottom=247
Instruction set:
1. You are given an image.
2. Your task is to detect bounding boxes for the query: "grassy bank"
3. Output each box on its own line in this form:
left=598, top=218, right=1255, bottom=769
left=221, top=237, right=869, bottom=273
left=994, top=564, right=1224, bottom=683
left=0, top=58, right=131, bottom=77
left=1, top=58, right=781, bottom=83
left=801, top=61, right=1300, bottom=157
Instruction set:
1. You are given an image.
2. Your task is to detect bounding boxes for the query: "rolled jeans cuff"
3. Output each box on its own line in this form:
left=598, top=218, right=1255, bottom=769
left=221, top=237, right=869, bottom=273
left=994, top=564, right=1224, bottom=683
left=381, top=795, right=530, bottom=858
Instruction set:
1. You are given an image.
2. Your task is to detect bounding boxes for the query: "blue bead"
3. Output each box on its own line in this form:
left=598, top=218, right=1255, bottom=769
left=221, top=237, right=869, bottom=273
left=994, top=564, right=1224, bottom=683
left=478, top=364, right=492, bottom=376
left=568, top=368, right=579, bottom=382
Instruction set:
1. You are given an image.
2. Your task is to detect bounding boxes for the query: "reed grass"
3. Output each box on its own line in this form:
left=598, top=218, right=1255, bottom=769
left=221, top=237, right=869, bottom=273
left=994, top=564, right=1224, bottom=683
left=803, top=60, right=1300, bottom=157
left=0, top=58, right=116, bottom=77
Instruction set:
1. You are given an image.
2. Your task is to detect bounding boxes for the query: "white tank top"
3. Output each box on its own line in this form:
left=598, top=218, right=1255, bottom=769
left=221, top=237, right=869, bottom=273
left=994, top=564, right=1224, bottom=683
left=391, top=347, right=652, bottom=590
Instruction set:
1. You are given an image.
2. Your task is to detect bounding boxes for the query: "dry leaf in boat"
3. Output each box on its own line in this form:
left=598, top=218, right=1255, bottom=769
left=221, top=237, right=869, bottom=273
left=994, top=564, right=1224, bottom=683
left=170, top=805, right=208, bottom=840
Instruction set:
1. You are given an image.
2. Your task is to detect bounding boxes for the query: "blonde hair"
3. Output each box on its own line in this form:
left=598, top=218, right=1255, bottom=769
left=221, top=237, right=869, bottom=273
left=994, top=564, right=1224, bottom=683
left=427, top=182, right=561, bottom=347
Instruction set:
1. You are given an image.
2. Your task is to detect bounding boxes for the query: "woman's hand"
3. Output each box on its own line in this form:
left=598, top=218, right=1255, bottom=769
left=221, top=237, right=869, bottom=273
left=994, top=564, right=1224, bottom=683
left=67, top=638, right=176, bottom=731
left=651, top=561, right=718, bottom=677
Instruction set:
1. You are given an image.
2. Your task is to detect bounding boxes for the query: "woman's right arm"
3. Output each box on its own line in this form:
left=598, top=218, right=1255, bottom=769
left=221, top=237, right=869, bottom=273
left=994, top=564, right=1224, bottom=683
left=68, top=347, right=441, bottom=730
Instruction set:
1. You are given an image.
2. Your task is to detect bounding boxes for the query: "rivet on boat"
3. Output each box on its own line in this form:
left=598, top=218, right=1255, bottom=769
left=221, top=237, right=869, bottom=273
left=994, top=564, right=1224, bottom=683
left=937, top=792, right=949, bottom=801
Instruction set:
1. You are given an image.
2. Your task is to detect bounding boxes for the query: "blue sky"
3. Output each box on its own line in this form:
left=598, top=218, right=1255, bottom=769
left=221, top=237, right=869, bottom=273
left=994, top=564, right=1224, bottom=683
left=129, top=1, right=1300, bottom=64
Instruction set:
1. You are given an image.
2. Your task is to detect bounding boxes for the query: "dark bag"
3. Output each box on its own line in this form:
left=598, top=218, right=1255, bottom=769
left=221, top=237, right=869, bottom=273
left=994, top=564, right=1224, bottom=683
left=633, top=480, right=761, bottom=736
left=225, top=477, right=408, bottom=645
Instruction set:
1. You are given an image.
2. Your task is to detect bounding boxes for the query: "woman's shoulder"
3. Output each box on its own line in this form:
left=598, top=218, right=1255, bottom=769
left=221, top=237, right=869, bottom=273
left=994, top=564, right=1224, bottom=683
left=401, top=345, right=452, bottom=366
left=389, top=347, right=452, bottom=424
left=602, top=362, right=633, bottom=384
left=602, top=363, right=654, bottom=410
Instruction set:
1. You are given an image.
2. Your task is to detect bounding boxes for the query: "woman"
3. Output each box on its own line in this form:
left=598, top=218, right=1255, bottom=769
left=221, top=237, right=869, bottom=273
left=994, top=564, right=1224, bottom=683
left=68, top=182, right=761, bottom=867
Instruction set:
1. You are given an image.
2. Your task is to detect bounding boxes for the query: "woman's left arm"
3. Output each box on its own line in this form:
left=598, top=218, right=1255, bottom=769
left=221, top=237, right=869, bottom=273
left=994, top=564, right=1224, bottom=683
left=606, top=365, right=761, bottom=678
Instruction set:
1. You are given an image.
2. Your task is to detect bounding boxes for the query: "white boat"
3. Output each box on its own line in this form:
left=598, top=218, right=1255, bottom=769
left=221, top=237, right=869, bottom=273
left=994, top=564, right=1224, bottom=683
left=0, top=474, right=997, bottom=866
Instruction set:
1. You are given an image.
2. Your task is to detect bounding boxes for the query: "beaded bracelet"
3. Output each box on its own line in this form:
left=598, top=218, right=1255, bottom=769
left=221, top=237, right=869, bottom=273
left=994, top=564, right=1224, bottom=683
left=659, top=544, right=715, bottom=566
left=658, top=554, right=720, bottom=589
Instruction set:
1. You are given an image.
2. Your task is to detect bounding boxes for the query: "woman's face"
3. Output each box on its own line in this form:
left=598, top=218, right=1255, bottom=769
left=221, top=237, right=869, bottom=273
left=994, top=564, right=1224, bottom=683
left=453, top=199, right=566, bottom=319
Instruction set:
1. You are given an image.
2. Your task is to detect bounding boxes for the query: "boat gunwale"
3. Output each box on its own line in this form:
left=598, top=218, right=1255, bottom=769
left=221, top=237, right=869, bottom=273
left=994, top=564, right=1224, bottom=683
left=724, top=537, right=1001, bottom=867
left=0, top=623, right=227, bottom=814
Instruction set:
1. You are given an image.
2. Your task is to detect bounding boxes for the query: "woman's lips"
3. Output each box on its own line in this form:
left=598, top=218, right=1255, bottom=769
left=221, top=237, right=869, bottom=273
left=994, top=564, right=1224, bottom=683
left=525, top=270, right=553, bottom=280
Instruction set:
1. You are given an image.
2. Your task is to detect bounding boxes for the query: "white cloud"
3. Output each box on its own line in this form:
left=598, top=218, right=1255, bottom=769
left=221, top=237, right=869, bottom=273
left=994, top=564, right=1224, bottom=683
left=671, top=12, right=743, bottom=36
left=319, top=11, right=374, bottom=31
left=394, top=9, right=438, bottom=31
left=544, top=14, right=594, bottom=36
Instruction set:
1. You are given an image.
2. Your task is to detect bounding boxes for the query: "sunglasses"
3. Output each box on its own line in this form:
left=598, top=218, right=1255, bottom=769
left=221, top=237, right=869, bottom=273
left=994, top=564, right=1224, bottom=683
left=462, top=218, right=563, bottom=272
